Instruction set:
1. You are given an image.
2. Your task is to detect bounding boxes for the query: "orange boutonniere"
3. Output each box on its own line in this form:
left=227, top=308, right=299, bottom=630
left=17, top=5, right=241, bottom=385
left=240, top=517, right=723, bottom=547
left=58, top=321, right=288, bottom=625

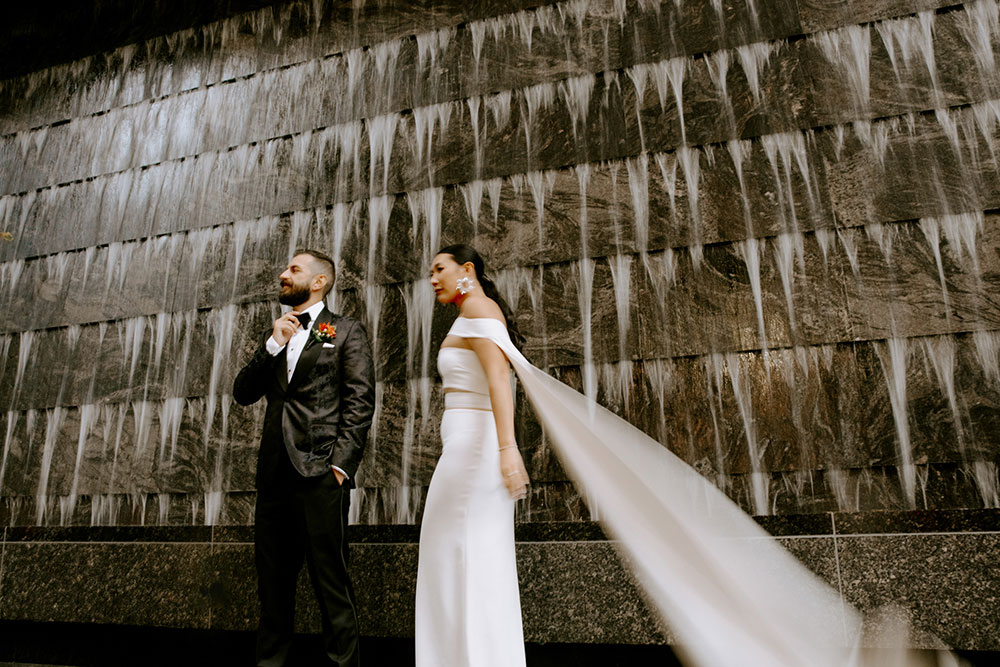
left=312, top=322, right=337, bottom=344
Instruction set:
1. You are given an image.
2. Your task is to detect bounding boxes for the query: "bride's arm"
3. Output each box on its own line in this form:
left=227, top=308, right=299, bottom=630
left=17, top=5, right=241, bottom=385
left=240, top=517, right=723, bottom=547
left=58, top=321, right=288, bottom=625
left=468, top=335, right=515, bottom=444
left=469, top=334, right=530, bottom=499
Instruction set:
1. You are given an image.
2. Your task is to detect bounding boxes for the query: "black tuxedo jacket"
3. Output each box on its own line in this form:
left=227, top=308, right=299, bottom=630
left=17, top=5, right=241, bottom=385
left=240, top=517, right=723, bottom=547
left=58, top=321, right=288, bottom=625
left=233, top=308, right=375, bottom=489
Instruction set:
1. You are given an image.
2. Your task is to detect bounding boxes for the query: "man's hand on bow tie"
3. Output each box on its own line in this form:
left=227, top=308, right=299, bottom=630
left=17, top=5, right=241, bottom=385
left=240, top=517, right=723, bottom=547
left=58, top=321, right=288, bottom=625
left=272, top=311, right=305, bottom=347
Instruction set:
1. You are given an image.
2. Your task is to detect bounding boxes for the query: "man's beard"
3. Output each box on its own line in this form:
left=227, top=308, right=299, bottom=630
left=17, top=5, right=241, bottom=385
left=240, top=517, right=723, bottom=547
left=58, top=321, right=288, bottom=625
left=278, top=282, right=310, bottom=306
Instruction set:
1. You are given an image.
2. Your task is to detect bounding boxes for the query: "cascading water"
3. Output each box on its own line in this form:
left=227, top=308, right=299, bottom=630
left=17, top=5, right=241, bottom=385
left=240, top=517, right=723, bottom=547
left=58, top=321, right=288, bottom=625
left=1, top=0, right=999, bottom=534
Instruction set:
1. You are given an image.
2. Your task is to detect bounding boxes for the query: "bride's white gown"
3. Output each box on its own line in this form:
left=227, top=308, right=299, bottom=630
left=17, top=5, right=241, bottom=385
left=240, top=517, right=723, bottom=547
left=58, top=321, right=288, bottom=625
left=414, top=327, right=525, bottom=666
left=416, top=317, right=944, bottom=667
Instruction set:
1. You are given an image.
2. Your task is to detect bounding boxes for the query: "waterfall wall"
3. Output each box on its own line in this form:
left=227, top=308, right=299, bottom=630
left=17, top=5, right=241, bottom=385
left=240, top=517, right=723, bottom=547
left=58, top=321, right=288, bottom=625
left=1, top=0, right=999, bottom=652
left=2, top=0, right=999, bottom=527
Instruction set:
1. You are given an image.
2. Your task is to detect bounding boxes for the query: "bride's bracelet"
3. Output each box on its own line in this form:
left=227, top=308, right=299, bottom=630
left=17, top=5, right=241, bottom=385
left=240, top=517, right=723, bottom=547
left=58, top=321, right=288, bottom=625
left=499, top=445, right=518, bottom=451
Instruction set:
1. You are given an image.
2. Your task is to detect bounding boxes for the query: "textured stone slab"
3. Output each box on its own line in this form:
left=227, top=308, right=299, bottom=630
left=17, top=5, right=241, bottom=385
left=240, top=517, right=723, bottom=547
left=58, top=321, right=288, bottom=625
left=834, top=509, right=1000, bottom=535
left=0, top=542, right=212, bottom=628
left=837, top=533, right=1000, bottom=650
left=0, top=0, right=802, bottom=151
left=205, top=542, right=257, bottom=632
left=6, top=511, right=1000, bottom=541
left=5, top=0, right=975, bottom=201
left=3, top=526, right=213, bottom=542
left=207, top=539, right=420, bottom=636
left=518, top=540, right=666, bottom=643
left=0, top=398, right=265, bottom=503
left=797, top=0, right=959, bottom=33
left=11, top=459, right=993, bottom=526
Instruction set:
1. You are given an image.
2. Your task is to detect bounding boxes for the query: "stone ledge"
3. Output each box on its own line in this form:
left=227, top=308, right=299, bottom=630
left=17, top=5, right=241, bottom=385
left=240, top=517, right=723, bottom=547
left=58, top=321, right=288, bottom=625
left=3, top=509, right=999, bottom=543
left=0, top=512, right=998, bottom=650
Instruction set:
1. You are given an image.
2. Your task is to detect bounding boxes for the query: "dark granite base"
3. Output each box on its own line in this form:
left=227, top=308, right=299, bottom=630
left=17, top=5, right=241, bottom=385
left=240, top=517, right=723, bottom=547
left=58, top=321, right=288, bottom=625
left=839, top=533, right=1000, bottom=652
left=1, top=511, right=999, bottom=652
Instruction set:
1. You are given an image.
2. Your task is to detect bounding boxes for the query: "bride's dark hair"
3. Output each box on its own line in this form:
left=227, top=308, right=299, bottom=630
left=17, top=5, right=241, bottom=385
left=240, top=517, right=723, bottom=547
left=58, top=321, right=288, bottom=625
left=438, top=244, right=525, bottom=351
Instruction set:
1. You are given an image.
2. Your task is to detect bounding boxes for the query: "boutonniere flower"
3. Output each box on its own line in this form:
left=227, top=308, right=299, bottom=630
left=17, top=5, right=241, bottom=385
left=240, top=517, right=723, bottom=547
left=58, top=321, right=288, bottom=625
left=312, top=322, right=337, bottom=344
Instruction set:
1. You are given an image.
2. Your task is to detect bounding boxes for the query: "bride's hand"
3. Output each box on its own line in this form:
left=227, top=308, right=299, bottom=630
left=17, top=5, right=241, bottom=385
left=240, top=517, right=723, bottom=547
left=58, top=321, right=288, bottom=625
left=499, top=446, right=529, bottom=500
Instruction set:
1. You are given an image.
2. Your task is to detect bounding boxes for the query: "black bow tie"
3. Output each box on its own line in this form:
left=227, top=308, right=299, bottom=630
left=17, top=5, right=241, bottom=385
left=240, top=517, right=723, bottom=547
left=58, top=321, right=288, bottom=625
left=296, top=312, right=311, bottom=329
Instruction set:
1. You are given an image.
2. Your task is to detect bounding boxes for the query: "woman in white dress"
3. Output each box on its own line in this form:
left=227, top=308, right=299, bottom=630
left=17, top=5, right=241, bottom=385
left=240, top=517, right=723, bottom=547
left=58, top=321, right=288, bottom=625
left=415, top=244, right=531, bottom=667
left=415, top=246, right=944, bottom=667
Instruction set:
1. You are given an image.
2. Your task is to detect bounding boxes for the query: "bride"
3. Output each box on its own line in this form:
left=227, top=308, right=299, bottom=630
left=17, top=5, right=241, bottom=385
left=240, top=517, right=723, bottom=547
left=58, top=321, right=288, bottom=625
left=414, top=244, right=530, bottom=667
left=415, top=245, right=950, bottom=667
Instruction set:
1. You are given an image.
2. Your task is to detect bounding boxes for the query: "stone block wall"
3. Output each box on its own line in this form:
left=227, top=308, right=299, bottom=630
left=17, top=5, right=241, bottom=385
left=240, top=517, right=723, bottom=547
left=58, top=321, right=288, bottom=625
left=0, top=0, right=999, bottom=527
left=2, top=0, right=1000, bottom=654
left=2, top=511, right=998, bottom=650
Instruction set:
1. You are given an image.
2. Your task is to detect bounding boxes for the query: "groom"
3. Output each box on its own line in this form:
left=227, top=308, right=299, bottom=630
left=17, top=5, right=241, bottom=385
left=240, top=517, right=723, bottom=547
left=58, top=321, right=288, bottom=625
left=234, top=249, right=375, bottom=667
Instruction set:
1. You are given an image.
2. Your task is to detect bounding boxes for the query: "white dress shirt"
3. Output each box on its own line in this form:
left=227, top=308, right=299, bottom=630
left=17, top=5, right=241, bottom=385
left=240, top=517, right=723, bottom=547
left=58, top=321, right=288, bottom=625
left=266, top=300, right=326, bottom=381
left=265, top=301, right=347, bottom=479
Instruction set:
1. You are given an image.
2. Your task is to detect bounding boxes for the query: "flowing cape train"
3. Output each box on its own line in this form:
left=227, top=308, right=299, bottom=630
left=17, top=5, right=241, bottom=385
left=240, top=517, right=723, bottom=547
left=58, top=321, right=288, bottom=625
left=450, top=316, right=925, bottom=667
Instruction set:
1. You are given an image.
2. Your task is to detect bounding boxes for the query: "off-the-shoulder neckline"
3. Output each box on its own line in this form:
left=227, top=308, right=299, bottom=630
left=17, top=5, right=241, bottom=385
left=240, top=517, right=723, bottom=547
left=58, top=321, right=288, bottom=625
left=455, top=315, right=506, bottom=324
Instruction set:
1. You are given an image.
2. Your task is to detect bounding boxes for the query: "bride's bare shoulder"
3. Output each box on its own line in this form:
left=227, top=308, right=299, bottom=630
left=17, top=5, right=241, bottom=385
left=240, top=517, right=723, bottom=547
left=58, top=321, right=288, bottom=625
left=461, top=296, right=506, bottom=324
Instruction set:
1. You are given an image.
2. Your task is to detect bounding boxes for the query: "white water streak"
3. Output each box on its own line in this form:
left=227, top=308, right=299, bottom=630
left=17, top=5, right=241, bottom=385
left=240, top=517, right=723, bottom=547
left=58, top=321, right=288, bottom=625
left=876, top=338, right=916, bottom=508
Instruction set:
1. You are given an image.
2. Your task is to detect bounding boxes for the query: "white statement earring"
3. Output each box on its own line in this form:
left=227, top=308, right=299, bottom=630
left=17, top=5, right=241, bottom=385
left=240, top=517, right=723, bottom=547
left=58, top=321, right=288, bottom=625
left=456, top=276, right=476, bottom=295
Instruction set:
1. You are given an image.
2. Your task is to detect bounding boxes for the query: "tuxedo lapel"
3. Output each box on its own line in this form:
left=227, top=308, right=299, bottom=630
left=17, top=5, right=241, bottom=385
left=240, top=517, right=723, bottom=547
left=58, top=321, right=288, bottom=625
left=288, top=309, right=333, bottom=391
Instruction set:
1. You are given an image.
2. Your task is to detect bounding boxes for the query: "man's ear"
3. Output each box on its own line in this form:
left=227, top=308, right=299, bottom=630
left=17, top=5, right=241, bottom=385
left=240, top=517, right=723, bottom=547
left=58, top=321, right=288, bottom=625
left=313, top=273, right=328, bottom=292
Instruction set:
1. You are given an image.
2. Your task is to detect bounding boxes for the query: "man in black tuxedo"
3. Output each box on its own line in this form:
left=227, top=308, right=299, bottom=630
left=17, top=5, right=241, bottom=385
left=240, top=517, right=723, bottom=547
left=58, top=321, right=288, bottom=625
left=234, top=249, right=375, bottom=667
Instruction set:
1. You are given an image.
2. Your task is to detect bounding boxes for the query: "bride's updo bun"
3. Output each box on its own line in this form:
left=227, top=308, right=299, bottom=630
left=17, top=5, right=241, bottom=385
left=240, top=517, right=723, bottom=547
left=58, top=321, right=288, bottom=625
left=438, top=244, right=526, bottom=352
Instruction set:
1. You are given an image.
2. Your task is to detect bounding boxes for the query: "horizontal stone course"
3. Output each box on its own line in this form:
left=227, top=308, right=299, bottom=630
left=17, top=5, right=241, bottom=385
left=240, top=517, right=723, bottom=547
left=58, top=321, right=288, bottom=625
left=831, top=507, right=1000, bottom=533
left=4, top=108, right=1000, bottom=350
left=3, top=207, right=999, bottom=412
left=0, top=514, right=997, bottom=649
left=2, top=458, right=996, bottom=527
left=0, top=0, right=567, bottom=135
left=0, top=0, right=965, bottom=163
left=3, top=2, right=996, bottom=255
left=797, top=0, right=962, bottom=33
left=0, top=0, right=757, bottom=194
left=0, top=0, right=810, bottom=142
left=5, top=96, right=1000, bottom=306
left=2, top=509, right=997, bottom=540
left=0, top=321, right=996, bottom=510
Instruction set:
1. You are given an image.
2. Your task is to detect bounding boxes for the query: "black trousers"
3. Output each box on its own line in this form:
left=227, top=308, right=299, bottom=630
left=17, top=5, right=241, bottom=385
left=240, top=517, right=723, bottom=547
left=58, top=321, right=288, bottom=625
left=254, top=451, right=359, bottom=667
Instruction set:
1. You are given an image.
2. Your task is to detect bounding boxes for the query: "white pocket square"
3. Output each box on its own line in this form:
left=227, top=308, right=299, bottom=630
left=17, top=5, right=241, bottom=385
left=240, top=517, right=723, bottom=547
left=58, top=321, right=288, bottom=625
left=322, top=342, right=336, bottom=348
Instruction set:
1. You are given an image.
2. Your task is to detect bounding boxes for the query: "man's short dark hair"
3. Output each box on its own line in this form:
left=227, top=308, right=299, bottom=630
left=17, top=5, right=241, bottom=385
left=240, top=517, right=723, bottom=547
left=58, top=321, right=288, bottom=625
left=295, top=249, right=336, bottom=297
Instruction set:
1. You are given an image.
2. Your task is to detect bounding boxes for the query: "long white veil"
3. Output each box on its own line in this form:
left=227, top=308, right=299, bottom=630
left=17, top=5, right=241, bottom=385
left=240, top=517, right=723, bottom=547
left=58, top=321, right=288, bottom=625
left=450, top=316, right=952, bottom=667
